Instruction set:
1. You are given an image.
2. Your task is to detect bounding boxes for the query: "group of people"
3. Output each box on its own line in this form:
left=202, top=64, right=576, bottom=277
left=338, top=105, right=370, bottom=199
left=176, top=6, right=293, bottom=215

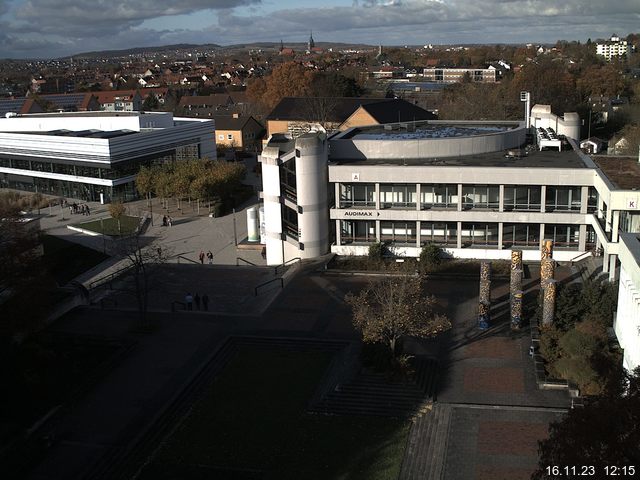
left=198, top=250, right=214, bottom=264
left=162, top=215, right=173, bottom=227
left=184, top=292, right=209, bottom=311
left=69, top=202, right=90, bottom=216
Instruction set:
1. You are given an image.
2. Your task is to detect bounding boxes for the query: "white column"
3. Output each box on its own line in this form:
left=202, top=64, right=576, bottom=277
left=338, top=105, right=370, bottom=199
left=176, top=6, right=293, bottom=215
left=499, top=184, right=504, bottom=212
left=580, top=186, right=589, bottom=214
left=540, top=185, right=546, bottom=213
left=457, top=221, right=462, bottom=249
left=498, top=223, right=504, bottom=250
left=375, top=183, right=380, bottom=210
left=579, top=224, right=587, bottom=251
left=612, top=211, right=620, bottom=242
left=416, top=220, right=421, bottom=248
left=415, top=183, right=421, bottom=212
left=609, top=254, right=618, bottom=281
left=335, top=219, right=341, bottom=246
left=457, top=184, right=463, bottom=212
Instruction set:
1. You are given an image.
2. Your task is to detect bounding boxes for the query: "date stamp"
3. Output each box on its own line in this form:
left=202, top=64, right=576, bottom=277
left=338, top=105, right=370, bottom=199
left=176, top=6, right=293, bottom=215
left=544, top=465, right=636, bottom=476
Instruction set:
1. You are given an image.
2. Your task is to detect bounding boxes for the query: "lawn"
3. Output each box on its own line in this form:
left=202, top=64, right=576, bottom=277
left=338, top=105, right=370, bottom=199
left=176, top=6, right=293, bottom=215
left=41, top=235, right=109, bottom=284
left=74, top=215, right=140, bottom=236
left=140, top=346, right=410, bottom=480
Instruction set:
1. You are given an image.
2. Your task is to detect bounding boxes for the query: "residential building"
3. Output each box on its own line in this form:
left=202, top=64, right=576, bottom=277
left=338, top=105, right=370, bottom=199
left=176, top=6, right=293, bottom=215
left=213, top=114, right=264, bottom=151
left=0, top=111, right=215, bottom=202
left=95, top=90, right=143, bottom=112
left=596, top=35, right=630, bottom=61
left=422, top=67, right=497, bottom=83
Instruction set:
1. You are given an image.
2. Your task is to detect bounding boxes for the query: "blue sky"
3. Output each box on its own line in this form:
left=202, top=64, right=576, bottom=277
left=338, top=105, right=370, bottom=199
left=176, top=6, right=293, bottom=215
left=0, top=0, right=638, bottom=58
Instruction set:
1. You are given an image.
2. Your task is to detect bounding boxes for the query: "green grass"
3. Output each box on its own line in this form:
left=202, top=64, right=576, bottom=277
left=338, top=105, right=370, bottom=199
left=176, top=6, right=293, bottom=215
left=41, top=235, right=109, bottom=284
left=74, top=215, right=140, bottom=236
left=140, top=346, right=410, bottom=480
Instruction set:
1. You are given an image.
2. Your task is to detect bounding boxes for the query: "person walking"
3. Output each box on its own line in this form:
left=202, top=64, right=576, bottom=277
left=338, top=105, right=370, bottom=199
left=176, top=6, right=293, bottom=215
left=86, top=205, right=90, bottom=216
left=162, top=215, right=167, bottom=227
left=206, top=250, right=213, bottom=264
left=185, top=292, right=193, bottom=311
left=199, top=250, right=205, bottom=264
left=168, top=216, right=173, bottom=227
left=202, top=293, right=209, bottom=311
left=194, top=293, right=201, bottom=310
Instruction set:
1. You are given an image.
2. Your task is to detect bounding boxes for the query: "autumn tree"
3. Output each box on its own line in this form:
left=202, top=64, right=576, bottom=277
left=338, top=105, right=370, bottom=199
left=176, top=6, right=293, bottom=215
left=576, top=63, right=627, bottom=99
left=246, top=62, right=316, bottom=111
left=108, top=201, right=126, bottom=235
left=345, top=272, right=450, bottom=357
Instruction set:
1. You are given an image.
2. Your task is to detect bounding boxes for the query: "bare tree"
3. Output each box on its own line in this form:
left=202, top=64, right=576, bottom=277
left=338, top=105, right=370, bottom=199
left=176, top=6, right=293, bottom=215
left=117, top=234, right=172, bottom=328
left=345, top=272, right=450, bottom=356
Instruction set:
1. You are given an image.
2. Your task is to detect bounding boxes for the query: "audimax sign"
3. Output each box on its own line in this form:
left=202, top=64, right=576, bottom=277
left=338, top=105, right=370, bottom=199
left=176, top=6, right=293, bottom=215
left=344, top=211, right=380, bottom=217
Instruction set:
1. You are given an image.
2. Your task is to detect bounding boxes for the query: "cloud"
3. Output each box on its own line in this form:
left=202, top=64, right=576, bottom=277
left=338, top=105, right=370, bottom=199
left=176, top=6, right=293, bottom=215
left=14, top=0, right=261, bottom=35
left=0, top=0, right=638, bottom=58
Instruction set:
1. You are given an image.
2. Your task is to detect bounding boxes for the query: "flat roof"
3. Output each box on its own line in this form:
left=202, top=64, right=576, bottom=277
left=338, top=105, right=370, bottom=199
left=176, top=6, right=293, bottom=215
left=24, top=129, right=137, bottom=139
left=346, top=124, right=514, bottom=140
left=592, top=156, right=640, bottom=190
left=330, top=145, right=588, bottom=169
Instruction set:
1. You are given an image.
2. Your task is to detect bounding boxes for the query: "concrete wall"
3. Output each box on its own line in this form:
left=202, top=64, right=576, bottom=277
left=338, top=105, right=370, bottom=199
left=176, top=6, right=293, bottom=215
left=330, top=124, right=526, bottom=160
left=615, top=233, right=640, bottom=371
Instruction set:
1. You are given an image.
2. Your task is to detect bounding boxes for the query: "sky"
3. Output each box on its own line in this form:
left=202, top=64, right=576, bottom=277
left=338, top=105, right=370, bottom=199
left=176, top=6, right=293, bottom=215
left=0, top=0, right=638, bottom=59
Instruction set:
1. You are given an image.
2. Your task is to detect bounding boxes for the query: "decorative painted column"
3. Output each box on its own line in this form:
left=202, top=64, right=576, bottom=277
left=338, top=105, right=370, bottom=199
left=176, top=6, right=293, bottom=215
left=541, top=258, right=555, bottom=285
left=510, top=249, right=523, bottom=329
left=478, top=261, right=491, bottom=329
left=511, top=291, right=523, bottom=328
left=542, top=279, right=557, bottom=325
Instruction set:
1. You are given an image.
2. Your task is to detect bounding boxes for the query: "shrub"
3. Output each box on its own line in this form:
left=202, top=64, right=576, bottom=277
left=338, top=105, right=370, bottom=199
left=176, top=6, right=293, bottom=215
left=418, top=243, right=442, bottom=273
left=368, top=242, right=385, bottom=261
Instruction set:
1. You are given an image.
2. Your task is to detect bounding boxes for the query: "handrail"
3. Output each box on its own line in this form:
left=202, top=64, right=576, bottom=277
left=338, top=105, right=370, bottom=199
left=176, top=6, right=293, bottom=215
left=569, top=250, right=593, bottom=266
left=236, top=257, right=258, bottom=267
left=274, top=257, right=301, bottom=275
left=88, top=264, right=133, bottom=290
left=177, top=255, right=199, bottom=265
left=254, top=277, right=284, bottom=296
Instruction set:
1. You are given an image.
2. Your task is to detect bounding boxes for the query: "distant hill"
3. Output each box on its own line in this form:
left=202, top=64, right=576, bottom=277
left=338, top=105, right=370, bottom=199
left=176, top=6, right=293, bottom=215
left=69, top=41, right=374, bottom=59
left=70, top=43, right=222, bottom=59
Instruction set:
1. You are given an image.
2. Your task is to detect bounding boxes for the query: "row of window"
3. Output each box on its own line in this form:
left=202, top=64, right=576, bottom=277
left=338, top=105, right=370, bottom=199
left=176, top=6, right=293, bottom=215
left=0, top=152, right=178, bottom=180
left=338, top=183, right=598, bottom=212
left=340, top=220, right=593, bottom=248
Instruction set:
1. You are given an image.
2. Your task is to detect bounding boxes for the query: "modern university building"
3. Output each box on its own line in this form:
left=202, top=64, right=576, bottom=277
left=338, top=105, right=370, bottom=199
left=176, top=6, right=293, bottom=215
left=0, top=111, right=215, bottom=202
left=259, top=103, right=640, bottom=370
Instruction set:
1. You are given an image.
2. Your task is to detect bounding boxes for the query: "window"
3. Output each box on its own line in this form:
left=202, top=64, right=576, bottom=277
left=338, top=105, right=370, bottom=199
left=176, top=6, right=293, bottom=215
left=462, top=185, right=499, bottom=210
left=340, top=220, right=376, bottom=244
left=380, top=221, right=416, bottom=245
left=587, top=187, right=598, bottom=213
left=218, top=134, right=224, bottom=140
left=420, top=222, right=457, bottom=246
left=547, top=224, right=579, bottom=248
left=461, top=223, right=499, bottom=247
left=339, top=183, right=375, bottom=208
left=227, top=134, right=233, bottom=140
left=502, top=223, right=540, bottom=248
left=379, top=184, right=416, bottom=209
left=282, top=206, right=298, bottom=240
left=280, top=159, right=297, bottom=201
left=503, top=185, right=541, bottom=211
left=421, top=184, right=457, bottom=209
left=546, top=187, right=581, bottom=211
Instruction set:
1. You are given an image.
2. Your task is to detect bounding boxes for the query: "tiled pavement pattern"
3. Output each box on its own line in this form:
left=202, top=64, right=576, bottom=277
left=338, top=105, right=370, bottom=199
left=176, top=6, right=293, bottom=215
left=400, top=273, right=572, bottom=480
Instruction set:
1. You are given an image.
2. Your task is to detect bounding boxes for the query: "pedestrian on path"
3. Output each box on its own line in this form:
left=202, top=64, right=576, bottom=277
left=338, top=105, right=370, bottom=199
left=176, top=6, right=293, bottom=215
left=86, top=205, right=90, bottom=215
left=202, top=294, right=209, bottom=311
left=185, top=292, right=193, bottom=311
left=168, top=216, right=173, bottom=227
left=207, top=250, right=213, bottom=264
left=199, top=250, right=205, bottom=264
left=194, top=293, right=201, bottom=310
left=162, top=215, right=167, bottom=227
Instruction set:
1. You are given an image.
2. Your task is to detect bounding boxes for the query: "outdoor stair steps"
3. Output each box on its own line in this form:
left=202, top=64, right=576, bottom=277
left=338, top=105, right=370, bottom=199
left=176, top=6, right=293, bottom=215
left=399, top=403, right=452, bottom=480
left=311, top=357, right=439, bottom=418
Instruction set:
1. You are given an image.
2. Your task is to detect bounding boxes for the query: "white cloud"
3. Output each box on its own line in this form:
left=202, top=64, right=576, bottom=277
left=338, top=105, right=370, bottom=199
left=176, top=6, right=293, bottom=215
left=0, top=0, right=638, bottom=58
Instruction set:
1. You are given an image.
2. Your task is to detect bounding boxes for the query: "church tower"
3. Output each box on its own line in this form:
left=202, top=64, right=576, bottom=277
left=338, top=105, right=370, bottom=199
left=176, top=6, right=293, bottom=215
left=308, top=31, right=315, bottom=52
